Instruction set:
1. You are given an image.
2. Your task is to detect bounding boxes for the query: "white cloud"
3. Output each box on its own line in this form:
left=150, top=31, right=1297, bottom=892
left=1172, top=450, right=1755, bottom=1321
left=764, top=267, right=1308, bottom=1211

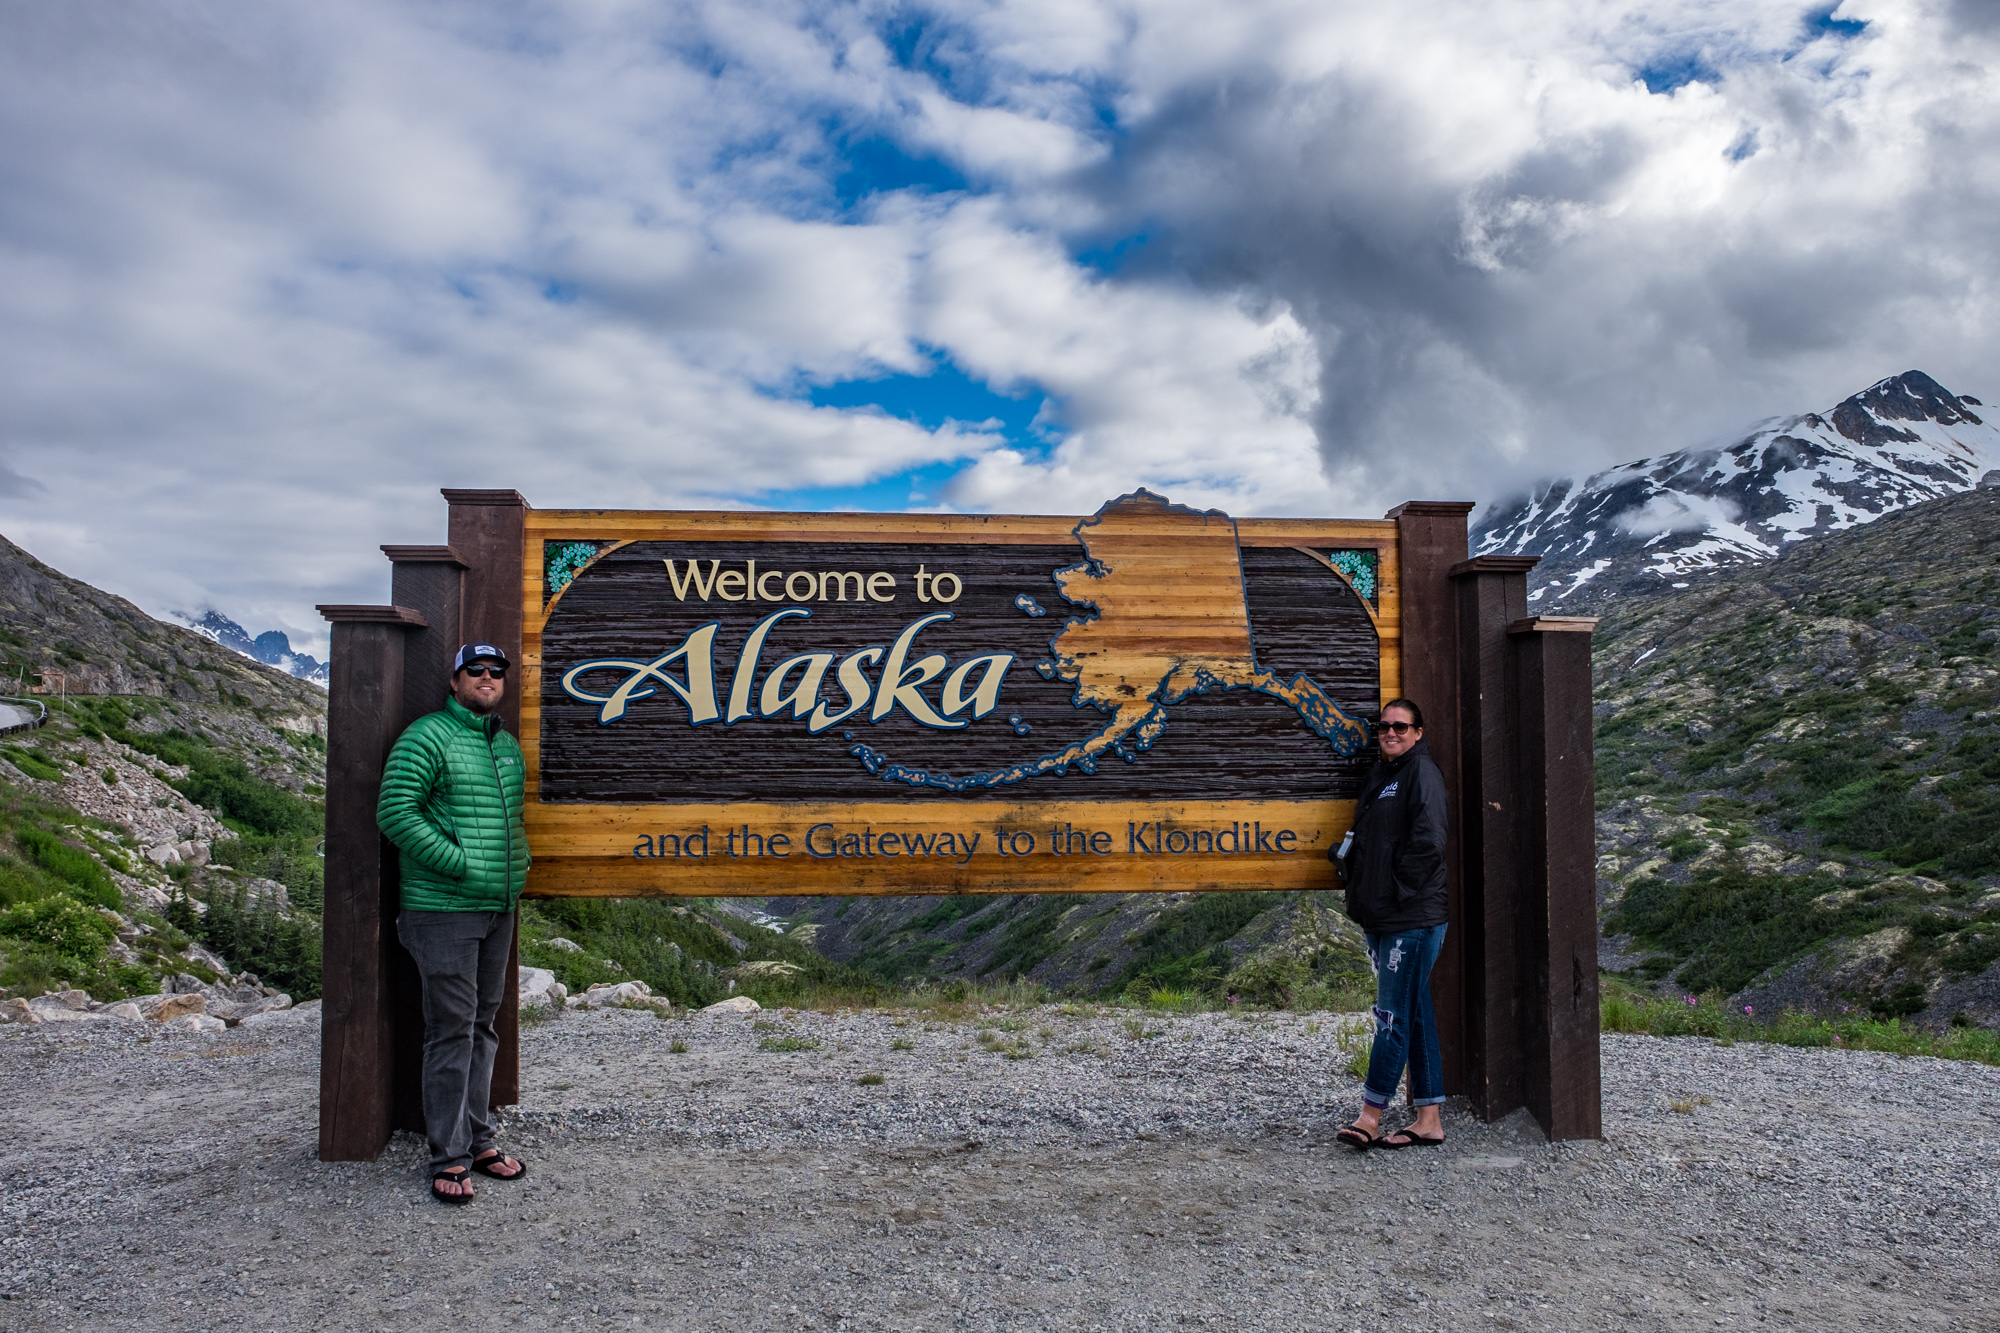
left=0, top=0, right=1994, bottom=651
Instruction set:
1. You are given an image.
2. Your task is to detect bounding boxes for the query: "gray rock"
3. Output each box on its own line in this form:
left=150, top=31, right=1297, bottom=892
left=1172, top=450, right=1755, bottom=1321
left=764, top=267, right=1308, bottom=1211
left=544, top=937, right=584, bottom=953
left=133, top=993, right=206, bottom=1021
left=519, top=966, right=567, bottom=1010
left=568, top=981, right=670, bottom=1012
left=0, top=997, right=37, bottom=1024
left=163, top=1013, right=227, bottom=1033
left=699, top=995, right=762, bottom=1016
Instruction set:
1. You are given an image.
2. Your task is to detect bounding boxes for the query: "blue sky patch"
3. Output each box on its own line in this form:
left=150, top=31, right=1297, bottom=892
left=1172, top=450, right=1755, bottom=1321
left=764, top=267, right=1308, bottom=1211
left=807, top=356, right=1053, bottom=444
left=833, top=134, right=969, bottom=207
left=1073, top=229, right=1154, bottom=276
left=1807, top=7, right=1867, bottom=39
left=754, top=460, right=968, bottom=512
left=1637, top=52, right=1718, bottom=95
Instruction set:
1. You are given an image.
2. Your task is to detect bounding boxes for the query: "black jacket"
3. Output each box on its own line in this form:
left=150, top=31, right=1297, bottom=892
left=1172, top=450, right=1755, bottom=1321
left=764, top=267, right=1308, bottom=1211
left=1337, top=736, right=1449, bottom=933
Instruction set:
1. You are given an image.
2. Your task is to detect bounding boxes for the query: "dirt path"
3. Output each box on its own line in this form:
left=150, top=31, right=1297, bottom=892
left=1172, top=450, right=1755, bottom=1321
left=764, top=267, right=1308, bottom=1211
left=3, top=1007, right=1994, bottom=1331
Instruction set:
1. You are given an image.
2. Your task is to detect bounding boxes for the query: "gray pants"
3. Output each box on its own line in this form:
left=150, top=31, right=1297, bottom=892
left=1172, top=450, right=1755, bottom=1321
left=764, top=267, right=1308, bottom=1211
left=396, top=909, right=514, bottom=1173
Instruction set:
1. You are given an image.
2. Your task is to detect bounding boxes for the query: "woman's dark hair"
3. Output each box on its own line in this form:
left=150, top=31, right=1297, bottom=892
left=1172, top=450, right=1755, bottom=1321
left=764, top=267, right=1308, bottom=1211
left=1380, top=698, right=1424, bottom=729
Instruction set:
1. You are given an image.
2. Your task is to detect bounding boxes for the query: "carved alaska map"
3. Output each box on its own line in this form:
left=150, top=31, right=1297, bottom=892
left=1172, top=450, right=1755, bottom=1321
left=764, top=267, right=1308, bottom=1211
left=866, top=490, right=1372, bottom=790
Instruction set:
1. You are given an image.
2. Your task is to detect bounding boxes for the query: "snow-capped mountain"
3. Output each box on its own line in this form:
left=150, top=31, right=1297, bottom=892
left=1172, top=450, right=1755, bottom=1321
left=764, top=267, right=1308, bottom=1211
left=1473, top=371, right=2000, bottom=609
left=180, top=611, right=328, bottom=686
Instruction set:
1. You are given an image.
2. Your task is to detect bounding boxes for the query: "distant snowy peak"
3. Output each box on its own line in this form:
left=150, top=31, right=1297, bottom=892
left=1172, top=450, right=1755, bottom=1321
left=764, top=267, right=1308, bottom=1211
left=179, top=611, right=328, bottom=686
left=1473, top=371, right=2000, bottom=609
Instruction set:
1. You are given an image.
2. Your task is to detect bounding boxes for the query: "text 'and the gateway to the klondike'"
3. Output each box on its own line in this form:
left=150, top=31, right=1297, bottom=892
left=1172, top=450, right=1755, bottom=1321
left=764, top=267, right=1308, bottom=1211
left=630, top=820, right=1304, bottom=863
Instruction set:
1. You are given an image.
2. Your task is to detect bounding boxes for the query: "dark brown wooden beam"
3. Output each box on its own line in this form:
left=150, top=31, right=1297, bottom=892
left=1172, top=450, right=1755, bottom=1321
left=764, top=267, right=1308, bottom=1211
left=1384, top=500, right=1473, bottom=1095
left=379, top=544, right=470, bottom=566
left=1510, top=615, right=1603, bottom=1141
left=1449, top=556, right=1538, bottom=1121
left=443, top=489, right=530, bottom=1107
left=317, top=609, right=417, bottom=1162
left=384, top=549, right=469, bottom=1134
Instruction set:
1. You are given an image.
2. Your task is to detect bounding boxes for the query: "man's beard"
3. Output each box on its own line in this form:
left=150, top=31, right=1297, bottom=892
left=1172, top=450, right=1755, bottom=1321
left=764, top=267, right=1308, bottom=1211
left=456, top=688, right=500, bottom=715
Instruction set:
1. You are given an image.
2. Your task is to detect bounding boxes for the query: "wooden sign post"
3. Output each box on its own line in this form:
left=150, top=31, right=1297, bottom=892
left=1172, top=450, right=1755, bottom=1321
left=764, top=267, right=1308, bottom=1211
left=318, top=488, right=1600, bottom=1159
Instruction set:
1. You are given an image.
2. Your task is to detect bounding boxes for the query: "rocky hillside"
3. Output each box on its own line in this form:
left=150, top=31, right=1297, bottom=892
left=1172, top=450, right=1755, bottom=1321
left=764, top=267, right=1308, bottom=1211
left=0, top=532, right=325, bottom=722
left=758, top=888, right=1372, bottom=1010
left=0, top=531, right=324, bottom=790
left=1475, top=371, right=2000, bottom=610
left=0, top=531, right=331, bottom=1009
left=1591, top=484, right=2000, bottom=1029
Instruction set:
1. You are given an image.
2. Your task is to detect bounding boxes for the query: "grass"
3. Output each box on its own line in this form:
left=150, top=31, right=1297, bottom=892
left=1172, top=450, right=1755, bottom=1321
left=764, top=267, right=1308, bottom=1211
left=757, top=1035, right=820, bottom=1053
left=669, top=1038, right=689, bottom=1053
left=1332, top=1015, right=1373, bottom=1082
left=858, top=1072, right=885, bottom=1086
left=1601, top=982, right=2000, bottom=1066
left=889, top=1036, right=915, bottom=1051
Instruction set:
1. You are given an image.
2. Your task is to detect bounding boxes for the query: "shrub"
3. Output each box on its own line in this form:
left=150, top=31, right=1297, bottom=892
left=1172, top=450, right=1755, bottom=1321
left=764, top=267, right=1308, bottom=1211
left=14, top=827, right=118, bottom=910
left=0, top=893, right=115, bottom=962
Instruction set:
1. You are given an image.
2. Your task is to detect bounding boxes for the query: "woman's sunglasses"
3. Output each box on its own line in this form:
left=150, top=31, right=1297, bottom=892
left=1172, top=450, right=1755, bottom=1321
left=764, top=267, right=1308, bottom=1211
left=1378, top=720, right=1417, bottom=734
left=461, top=665, right=507, bottom=679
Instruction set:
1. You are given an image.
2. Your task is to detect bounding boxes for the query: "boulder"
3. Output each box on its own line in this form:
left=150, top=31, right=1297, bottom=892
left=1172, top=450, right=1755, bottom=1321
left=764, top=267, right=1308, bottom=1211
left=519, top=966, right=567, bottom=1010
left=700, top=995, right=762, bottom=1016
left=211, top=994, right=292, bottom=1025
left=143, top=843, right=182, bottom=866
left=100, top=1001, right=144, bottom=1021
left=45, top=989, right=93, bottom=1011
left=733, top=960, right=803, bottom=979
left=134, top=993, right=207, bottom=1021
left=27, top=999, right=109, bottom=1022
left=568, top=980, right=669, bottom=1012
left=0, top=998, right=36, bottom=1024
left=163, top=1013, right=227, bottom=1033
left=544, top=937, right=584, bottom=953
left=175, top=839, right=211, bottom=868
left=241, top=1005, right=317, bottom=1028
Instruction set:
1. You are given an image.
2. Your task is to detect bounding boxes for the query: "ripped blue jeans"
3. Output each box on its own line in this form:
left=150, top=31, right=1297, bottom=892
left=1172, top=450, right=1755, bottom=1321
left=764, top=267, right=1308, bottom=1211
left=1362, top=924, right=1448, bottom=1110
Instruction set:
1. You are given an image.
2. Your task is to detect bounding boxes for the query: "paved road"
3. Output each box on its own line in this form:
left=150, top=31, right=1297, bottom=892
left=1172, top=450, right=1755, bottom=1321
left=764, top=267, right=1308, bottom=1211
left=0, top=702, right=38, bottom=732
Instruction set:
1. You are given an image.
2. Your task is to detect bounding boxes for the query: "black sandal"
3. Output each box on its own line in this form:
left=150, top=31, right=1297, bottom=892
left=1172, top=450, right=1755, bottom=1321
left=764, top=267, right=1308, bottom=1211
left=431, top=1167, right=475, bottom=1205
left=472, top=1151, right=526, bottom=1181
left=1335, top=1121, right=1382, bottom=1150
left=1377, top=1127, right=1445, bottom=1149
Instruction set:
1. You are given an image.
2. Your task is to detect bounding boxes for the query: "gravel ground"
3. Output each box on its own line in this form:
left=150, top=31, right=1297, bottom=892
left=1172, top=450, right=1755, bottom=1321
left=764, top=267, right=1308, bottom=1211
left=3, top=1004, right=1996, bottom=1331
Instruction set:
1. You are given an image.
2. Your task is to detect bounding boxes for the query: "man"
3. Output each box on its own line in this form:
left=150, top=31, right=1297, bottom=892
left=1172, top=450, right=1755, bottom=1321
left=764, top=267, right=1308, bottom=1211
left=377, top=642, right=530, bottom=1204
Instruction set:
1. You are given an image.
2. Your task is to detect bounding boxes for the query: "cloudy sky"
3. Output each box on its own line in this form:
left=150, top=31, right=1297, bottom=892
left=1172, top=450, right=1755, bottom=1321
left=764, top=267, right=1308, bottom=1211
left=2, top=0, right=1995, bottom=653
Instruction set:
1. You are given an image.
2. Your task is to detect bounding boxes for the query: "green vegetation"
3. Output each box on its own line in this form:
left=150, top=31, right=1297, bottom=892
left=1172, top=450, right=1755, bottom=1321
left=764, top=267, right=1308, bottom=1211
left=168, top=883, right=322, bottom=1000
left=1105, top=892, right=1284, bottom=994
left=56, top=696, right=326, bottom=910
left=1590, top=491, right=2000, bottom=1022
left=757, top=1034, right=820, bottom=1052
left=1600, top=980, right=2000, bottom=1066
left=519, top=897, right=901, bottom=1011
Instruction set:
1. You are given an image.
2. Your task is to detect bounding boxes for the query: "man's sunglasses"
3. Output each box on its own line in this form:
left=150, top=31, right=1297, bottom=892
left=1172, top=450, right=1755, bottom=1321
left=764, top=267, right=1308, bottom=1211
left=461, top=665, right=507, bottom=679
left=1378, top=720, right=1417, bottom=734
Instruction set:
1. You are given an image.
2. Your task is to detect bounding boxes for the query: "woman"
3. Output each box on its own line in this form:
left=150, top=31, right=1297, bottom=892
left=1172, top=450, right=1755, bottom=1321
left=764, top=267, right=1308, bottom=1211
left=1334, top=698, right=1449, bottom=1149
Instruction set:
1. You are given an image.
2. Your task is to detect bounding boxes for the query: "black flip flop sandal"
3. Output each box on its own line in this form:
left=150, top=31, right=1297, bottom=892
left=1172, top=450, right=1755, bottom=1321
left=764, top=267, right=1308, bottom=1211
left=1377, top=1128, right=1445, bottom=1150
left=431, top=1167, right=475, bottom=1205
left=1335, top=1121, right=1381, bottom=1150
left=472, top=1151, right=526, bottom=1181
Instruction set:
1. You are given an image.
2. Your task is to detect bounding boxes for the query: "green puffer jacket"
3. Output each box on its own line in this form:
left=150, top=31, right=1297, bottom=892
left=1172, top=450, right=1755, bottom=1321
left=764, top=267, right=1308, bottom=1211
left=376, top=697, right=529, bottom=912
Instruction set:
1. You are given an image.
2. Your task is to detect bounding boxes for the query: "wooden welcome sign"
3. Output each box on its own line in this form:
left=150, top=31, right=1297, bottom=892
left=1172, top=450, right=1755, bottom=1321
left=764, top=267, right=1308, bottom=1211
left=320, top=488, right=1603, bottom=1160
left=522, top=490, right=1398, bottom=896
